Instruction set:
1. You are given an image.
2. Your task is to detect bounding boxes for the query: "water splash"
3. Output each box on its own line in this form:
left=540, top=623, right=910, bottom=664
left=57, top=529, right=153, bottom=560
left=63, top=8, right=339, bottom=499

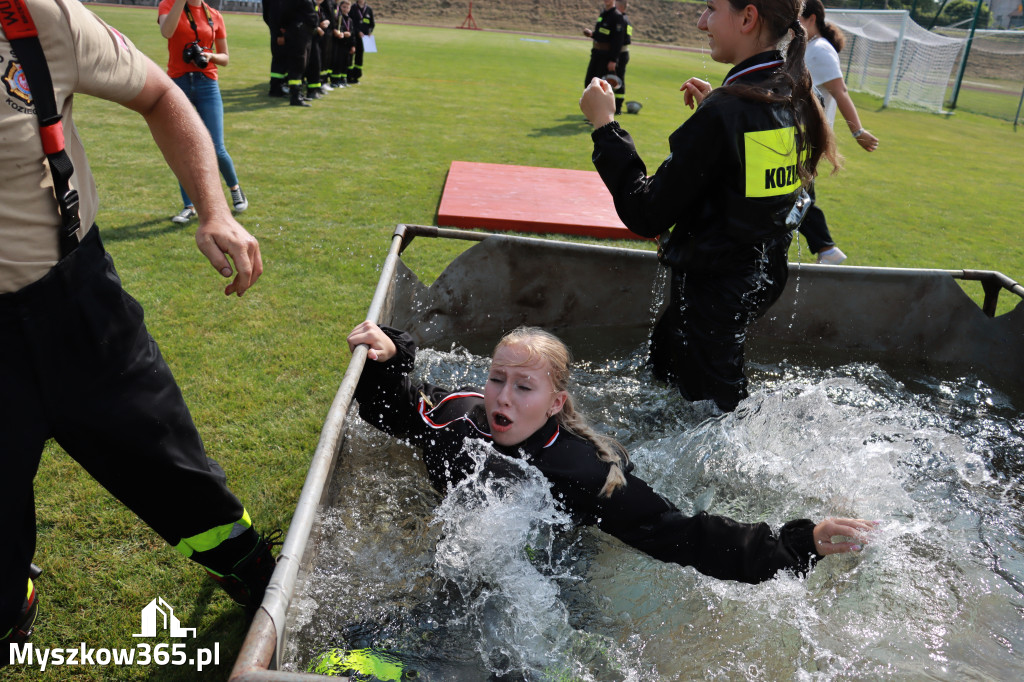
left=285, top=346, right=1024, bottom=681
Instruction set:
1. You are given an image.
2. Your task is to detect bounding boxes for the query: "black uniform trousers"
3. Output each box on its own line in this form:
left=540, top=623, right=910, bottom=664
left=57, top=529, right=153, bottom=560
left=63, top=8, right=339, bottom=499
left=305, top=37, right=323, bottom=90
left=614, top=50, right=629, bottom=113
left=584, top=48, right=616, bottom=89
left=350, top=34, right=365, bottom=82
left=0, top=228, right=251, bottom=633
left=268, top=31, right=288, bottom=90
left=317, top=32, right=332, bottom=86
left=649, top=234, right=791, bottom=412
left=331, top=36, right=352, bottom=84
left=797, top=184, right=835, bottom=254
left=285, top=26, right=313, bottom=88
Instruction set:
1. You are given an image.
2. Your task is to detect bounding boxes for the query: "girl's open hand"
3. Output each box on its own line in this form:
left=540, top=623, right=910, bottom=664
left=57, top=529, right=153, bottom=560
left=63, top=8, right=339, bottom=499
left=813, top=518, right=879, bottom=556
left=680, top=77, right=712, bottom=109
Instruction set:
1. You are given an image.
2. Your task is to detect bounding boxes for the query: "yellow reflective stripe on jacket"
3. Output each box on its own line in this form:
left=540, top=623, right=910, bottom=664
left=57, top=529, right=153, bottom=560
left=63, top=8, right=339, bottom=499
left=598, top=27, right=611, bottom=35
left=744, top=126, right=800, bottom=198
left=174, top=509, right=252, bottom=558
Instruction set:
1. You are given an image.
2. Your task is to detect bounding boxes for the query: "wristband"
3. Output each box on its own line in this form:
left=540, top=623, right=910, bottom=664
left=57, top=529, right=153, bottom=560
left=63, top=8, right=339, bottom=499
left=852, top=128, right=866, bottom=139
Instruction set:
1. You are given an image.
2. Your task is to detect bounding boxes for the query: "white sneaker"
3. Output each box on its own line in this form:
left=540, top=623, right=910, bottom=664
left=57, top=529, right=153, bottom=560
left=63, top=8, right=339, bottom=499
left=230, top=187, right=248, bottom=213
left=321, top=83, right=333, bottom=92
left=816, top=247, right=847, bottom=265
left=171, top=206, right=196, bottom=224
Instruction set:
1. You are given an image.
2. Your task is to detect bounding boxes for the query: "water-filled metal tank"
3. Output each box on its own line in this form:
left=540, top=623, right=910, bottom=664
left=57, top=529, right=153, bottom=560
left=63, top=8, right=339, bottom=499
left=229, top=225, right=1024, bottom=681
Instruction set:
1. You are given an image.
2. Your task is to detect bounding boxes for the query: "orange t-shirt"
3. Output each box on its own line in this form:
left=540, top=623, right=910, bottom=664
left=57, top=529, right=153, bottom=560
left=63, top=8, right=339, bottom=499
left=158, top=0, right=226, bottom=80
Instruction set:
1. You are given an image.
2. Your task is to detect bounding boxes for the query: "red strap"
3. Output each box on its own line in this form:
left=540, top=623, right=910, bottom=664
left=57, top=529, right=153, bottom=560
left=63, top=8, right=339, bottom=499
left=0, top=0, right=39, bottom=40
left=39, top=121, right=65, bottom=156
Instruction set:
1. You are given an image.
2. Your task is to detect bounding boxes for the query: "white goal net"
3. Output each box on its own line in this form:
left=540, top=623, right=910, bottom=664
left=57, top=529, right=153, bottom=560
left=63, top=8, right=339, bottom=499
left=827, top=10, right=965, bottom=113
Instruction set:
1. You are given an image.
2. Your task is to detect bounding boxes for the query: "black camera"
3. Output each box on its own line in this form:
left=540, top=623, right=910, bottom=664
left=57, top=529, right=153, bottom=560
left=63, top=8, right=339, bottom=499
left=182, top=40, right=210, bottom=68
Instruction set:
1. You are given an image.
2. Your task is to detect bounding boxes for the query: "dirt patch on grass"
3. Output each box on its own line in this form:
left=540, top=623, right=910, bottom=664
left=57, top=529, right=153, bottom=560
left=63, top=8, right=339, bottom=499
left=375, top=0, right=709, bottom=48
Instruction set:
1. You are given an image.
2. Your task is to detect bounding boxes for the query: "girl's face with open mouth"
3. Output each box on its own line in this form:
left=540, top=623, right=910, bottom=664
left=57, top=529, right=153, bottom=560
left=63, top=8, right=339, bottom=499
left=484, top=344, right=566, bottom=447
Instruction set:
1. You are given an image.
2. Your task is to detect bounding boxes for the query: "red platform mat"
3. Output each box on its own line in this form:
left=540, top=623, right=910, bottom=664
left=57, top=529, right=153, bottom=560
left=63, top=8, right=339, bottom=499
left=437, top=161, right=645, bottom=241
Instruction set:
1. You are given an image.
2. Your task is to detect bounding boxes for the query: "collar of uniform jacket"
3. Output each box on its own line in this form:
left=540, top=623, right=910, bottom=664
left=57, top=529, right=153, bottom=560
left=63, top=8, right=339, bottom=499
left=722, top=50, right=786, bottom=86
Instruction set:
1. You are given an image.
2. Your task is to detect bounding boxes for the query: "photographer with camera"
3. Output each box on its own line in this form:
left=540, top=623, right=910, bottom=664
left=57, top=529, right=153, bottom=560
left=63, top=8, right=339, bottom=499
left=159, top=0, right=248, bottom=224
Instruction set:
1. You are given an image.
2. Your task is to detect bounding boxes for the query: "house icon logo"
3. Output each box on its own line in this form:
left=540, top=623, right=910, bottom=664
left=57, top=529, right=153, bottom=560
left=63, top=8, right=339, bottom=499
left=133, top=597, right=197, bottom=638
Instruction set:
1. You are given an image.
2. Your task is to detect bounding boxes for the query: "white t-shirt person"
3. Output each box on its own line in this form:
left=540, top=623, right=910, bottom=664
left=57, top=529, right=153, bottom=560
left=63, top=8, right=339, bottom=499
left=804, top=36, right=843, bottom=128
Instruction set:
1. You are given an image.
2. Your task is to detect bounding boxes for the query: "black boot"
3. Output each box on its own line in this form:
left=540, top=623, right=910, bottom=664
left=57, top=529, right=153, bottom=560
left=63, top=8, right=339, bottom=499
left=2, top=579, right=38, bottom=667
left=290, top=89, right=311, bottom=107
left=205, top=530, right=282, bottom=617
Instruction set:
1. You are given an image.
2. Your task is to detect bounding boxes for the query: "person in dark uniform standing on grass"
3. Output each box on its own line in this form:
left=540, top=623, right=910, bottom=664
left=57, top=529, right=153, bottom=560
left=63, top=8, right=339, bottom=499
left=262, top=0, right=288, bottom=97
left=317, top=0, right=337, bottom=92
left=331, top=0, right=355, bottom=88
left=349, top=0, right=375, bottom=84
left=1, top=0, right=276, bottom=662
left=581, top=0, right=841, bottom=412
left=282, top=0, right=318, bottom=106
left=613, top=0, right=632, bottom=115
left=582, top=0, right=625, bottom=91
left=304, top=0, right=331, bottom=99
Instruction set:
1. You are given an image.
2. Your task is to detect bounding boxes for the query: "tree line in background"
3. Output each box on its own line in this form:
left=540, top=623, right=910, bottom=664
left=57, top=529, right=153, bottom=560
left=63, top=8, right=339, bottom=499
left=826, top=0, right=994, bottom=29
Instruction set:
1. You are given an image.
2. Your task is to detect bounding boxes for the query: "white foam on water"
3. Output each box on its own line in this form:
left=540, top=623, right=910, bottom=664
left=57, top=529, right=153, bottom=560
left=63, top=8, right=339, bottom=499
left=284, top=345, right=1024, bottom=681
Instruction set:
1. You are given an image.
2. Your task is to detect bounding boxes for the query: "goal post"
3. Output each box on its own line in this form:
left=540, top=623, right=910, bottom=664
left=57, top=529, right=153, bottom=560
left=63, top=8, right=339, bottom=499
left=827, top=9, right=965, bottom=113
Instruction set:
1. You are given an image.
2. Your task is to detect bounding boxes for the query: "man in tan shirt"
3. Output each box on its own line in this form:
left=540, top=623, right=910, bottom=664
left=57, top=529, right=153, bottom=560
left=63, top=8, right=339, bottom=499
left=1, top=0, right=275, bottom=656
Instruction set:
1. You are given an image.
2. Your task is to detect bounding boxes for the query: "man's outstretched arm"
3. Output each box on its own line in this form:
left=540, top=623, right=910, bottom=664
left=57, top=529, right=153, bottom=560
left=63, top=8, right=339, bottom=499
left=121, top=59, right=263, bottom=296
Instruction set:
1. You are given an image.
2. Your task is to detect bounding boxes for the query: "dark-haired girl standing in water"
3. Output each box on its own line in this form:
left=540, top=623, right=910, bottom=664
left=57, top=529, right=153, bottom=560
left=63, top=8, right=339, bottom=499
left=581, top=0, right=840, bottom=412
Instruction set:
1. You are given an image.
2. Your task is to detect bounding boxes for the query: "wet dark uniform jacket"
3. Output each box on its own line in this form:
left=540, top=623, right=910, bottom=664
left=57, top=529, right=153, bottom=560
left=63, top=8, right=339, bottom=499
left=583, top=6, right=625, bottom=89
left=354, top=327, right=819, bottom=585
left=592, top=51, right=803, bottom=412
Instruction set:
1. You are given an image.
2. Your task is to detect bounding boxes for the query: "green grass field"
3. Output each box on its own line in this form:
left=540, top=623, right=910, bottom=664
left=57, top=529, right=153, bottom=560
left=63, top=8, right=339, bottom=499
left=8, top=7, right=1023, bottom=681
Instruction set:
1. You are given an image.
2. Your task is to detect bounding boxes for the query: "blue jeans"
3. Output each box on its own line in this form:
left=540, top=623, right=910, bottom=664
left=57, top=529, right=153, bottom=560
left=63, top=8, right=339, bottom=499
left=171, top=72, right=239, bottom=208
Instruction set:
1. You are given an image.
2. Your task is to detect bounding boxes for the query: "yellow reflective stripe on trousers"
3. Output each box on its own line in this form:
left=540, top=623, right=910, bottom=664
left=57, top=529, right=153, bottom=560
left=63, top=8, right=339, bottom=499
left=744, top=126, right=800, bottom=198
left=174, top=509, right=252, bottom=558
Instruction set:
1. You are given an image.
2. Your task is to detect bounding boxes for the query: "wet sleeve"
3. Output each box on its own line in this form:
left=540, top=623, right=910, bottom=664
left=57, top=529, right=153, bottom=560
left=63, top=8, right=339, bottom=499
left=597, top=475, right=818, bottom=583
left=353, top=327, right=451, bottom=441
left=590, top=107, right=725, bottom=238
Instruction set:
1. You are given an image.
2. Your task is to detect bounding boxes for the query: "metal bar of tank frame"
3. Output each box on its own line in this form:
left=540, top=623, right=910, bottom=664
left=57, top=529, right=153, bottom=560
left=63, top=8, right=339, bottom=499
left=229, top=227, right=410, bottom=682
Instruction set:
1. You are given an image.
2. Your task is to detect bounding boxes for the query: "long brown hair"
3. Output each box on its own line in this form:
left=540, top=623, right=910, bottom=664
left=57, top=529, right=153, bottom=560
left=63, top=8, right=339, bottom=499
left=494, top=327, right=629, bottom=498
left=802, top=0, right=845, bottom=52
left=718, top=0, right=841, bottom=183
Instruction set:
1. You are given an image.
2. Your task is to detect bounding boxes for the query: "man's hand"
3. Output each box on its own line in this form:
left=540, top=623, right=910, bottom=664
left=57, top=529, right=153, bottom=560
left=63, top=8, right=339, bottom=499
left=195, top=217, right=263, bottom=297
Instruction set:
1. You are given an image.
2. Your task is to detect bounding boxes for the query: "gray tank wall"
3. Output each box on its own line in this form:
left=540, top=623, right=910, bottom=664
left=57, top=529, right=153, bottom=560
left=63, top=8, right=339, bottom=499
left=388, top=235, right=1022, bottom=396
